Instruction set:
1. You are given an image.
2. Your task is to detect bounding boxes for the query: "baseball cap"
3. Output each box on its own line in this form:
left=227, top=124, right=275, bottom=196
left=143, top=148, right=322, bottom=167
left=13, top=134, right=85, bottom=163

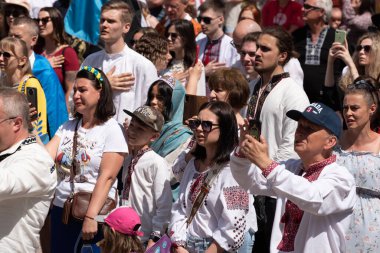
left=104, top=207, right=144, bottom=236
left=4, top=0, right=31, bottom=12
left=124, top=105, right=164, bottom=132
left=286, top=102, right=342, bottom=137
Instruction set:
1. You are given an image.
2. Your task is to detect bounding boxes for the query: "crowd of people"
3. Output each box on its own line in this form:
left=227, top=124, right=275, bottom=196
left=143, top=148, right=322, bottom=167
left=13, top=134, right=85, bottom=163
left=0, top=0, right=379, bottom=253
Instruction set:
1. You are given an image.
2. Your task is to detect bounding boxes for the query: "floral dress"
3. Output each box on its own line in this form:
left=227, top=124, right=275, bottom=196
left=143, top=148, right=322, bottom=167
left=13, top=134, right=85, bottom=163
left=334, top=147, right=380, bottom=252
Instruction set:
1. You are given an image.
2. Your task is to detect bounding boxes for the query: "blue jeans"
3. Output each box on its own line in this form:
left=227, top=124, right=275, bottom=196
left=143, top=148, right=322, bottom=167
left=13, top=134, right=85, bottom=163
left=185, top=230, right=254, bottom=253
left=238, top=229, right=255, bottom=253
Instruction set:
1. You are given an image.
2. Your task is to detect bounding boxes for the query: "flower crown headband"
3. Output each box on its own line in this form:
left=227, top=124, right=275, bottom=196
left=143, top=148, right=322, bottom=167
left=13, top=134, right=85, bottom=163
left=81, top=66, right=104, bottom=87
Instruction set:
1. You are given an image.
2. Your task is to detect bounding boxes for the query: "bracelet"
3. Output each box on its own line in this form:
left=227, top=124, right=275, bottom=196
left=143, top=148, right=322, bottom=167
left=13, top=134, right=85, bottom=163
left=84, top=215, right=95, bottom=220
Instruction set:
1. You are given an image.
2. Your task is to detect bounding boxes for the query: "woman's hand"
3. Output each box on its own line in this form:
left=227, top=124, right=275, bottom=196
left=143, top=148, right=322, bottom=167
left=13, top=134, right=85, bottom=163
left=82, top=217, right=98, bottom=241
left=29, top=103, right=37, bottom=122
left=48, top=55, right=65, bottom=68
left=173, top=71, right=189, bottom=85
left=329, top=42, right=353, bottom=66
left=123, top=118, right=130, bottom=131
left=188, top=60, right=203, bottom=82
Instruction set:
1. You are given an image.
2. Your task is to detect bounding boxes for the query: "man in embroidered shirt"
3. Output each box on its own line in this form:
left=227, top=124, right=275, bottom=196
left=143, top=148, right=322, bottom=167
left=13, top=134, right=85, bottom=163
left=231, top=102, right=356, bottom=253
left=292, top=0, right=344, bottom=110
left=82, top=0, right=158, bottom=125
left=0, top=88, right=56, bottom=252
left=196, top=0, right=239, bottom=77
left=244, top=27, right=309, bottom=253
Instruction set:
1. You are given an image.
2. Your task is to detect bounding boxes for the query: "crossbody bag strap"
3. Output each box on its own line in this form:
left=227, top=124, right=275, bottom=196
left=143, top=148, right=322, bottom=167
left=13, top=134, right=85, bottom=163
left=186, top=164, right=223, bottom=227
left=69, top=119, right=80, bottom=196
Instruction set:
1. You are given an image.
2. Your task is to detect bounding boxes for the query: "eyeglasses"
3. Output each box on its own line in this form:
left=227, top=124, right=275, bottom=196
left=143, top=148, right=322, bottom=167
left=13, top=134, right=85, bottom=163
left=303, top=3, right=322, bottom=10
left=356, top=45, right=371, bottom=53
left=240, top=50, right=256, bottom=58
left=166, top=32, right=179, bottom=41
left=188, top=119, right=219, bottom=133
left=4, top=6, right=28, bottom=17
left=0, top=117, right=16, bottom=125
left=35, top=17, right=51, bottom=25
left=0, top=51, right=12, bottom=59
left=197, top=16, right=219, bottom=25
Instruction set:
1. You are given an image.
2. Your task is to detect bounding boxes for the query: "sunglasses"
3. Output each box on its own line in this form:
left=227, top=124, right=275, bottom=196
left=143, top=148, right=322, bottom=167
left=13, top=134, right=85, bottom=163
left=197, top=16, right=218, bottom=25
left=4, top=7, right=27, bottom=18
left=166, top=32, right=179, bottom=41
left=356, top=45, right=371, bottom=53
left=0, top=51, right=12, bottom=59
left=188, top=119, right=219, bottom=133
left=240, top=50, right=256, bottom=58
left=35, top=17, right=51, bottom=25
left=303, top=3, right=322, bottom=10
left=347, top=80, right=376, bottom=92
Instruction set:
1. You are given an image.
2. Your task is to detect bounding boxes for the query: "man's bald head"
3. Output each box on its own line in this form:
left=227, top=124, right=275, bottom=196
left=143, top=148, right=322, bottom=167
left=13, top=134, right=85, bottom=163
left=233, top=19, right=261, bottom=50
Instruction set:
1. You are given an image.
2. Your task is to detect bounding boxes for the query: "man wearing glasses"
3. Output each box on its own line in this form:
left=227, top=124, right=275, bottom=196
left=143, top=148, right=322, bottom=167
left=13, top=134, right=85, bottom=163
left=293, top=0, right=344, bottom=110
left=0, top=88, right=57, bottom=252
left=196, top=0, right=239, bottom=77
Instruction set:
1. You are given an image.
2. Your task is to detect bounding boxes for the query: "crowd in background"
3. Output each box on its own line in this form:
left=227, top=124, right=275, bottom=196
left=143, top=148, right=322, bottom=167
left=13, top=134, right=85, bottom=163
left=0, top=0, right=379, bottom=253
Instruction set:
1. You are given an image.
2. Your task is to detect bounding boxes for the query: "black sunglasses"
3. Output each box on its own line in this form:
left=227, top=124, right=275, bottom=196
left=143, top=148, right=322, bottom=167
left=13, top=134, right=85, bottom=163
left=4, top=6, right=28, bottom=18
left=188, top=119, right=219, bottom=133
left=356, top=45, right=371, bottom=53
left=0, top=51, right=12, bottom=59
left=166, top=32, right=179, bottom=41
left=197, top=16, right=218, bottom=25
left=35, top=17, right=51, bottom=25
left=303, top=3, right=322, bottom=10
left=240, top=50, right=256, bottom=58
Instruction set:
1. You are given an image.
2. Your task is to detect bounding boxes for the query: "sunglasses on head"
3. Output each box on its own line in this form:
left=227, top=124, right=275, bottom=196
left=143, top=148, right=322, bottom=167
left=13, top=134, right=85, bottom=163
left=188, top=119, right=219, bottom=133
left=347, top=80, right=377, bottom=92
left=35, top=17, right=51, bottom=25
left=166, top=32, right=179, bottom=41
left=197, top=16, right=218, bottom=25
left=303, top=3, right=322, bottom=10
left=4, top=6, right=27, bottom=18
left=0, top=51, right=12, bottom=59
left=356, top=45, right=371, bottom=53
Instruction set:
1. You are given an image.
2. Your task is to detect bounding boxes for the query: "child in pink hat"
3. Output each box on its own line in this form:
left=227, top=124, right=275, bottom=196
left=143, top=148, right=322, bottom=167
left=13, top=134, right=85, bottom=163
left=98, top=207, right=144, bottom=253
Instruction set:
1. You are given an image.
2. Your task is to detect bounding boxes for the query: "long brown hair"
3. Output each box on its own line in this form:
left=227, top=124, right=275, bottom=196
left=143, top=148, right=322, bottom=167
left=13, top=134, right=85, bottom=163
left=98, top=224, right=144, bottom=253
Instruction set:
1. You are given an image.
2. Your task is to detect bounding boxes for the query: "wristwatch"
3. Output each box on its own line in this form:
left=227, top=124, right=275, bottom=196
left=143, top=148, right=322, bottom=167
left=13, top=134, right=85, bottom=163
left=149, top=234, right=161, bottom=243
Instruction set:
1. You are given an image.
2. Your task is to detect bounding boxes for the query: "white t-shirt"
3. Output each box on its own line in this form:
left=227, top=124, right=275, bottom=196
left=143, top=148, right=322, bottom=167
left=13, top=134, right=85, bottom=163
left=82, top=44, right=158, bottom=124
left=122, top=150, right=172, bottom=242
left=53, top=118, right=129, bottom=207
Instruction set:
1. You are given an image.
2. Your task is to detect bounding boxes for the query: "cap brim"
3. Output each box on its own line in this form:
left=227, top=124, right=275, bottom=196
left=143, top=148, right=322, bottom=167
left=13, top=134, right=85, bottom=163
left=123, top=109, right=134, bottom=117
left=286, top=110, right=303, bottom=121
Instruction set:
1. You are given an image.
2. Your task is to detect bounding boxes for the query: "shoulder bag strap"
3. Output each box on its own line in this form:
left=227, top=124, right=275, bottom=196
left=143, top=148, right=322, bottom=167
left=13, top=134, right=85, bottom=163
left=69, top=120, right=80, bottom=195
left=186, top=164, right=223, bottom=227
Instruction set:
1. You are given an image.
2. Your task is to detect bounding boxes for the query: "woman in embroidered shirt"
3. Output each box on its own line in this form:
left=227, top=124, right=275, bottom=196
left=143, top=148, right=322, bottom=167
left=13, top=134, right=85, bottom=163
left=45, top=66, right=128, bottom=253
left=37, top=7, right=80, bottom=108
left=334, top=77, right=380, bottom=252
left=0, top=37, right=49, bottom=143
left=170, top=101, right=251, bottom=253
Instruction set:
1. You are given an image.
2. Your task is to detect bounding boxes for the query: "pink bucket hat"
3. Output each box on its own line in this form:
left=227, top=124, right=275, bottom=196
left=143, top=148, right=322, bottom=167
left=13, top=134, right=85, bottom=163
left=104, top=207, right=144, bottom=236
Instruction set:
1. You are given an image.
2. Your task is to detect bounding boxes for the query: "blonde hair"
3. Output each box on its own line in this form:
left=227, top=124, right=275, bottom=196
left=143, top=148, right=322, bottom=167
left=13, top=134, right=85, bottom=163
left=339, top=33, right=380, bottom=90
left=98, top=224, right=144, bottom=253
left=0, top=37, right=31, bottom=76
left=101, top=0, right=133, bottom=24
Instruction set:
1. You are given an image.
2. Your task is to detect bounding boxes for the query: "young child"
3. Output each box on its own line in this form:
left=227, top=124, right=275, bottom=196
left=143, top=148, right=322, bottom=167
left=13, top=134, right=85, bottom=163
left=98, top=206, right=144, bottom=253
left=122, top=106, right=172, bottom=248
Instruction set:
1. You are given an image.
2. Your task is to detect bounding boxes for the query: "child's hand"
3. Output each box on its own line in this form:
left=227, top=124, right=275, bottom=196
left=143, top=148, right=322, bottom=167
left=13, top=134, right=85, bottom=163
left=123, top=118, right=130, bottom=131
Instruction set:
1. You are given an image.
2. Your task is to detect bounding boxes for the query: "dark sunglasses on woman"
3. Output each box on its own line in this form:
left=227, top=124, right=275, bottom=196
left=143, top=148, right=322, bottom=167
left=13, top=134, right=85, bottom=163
left=188, top=119, right=219, bottom=133
left=35, top=17, right=51, bottom=25
left=0, top=51, right=12, bottom=59
left=356, top=45, right=371, bottom=53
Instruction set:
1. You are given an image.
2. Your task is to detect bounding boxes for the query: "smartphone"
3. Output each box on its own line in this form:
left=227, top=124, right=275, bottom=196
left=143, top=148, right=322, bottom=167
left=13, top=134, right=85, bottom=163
left=249, top=119, right=261, bottom=140
left=334, top=30, right=346, bottom=44
left=26, top=87, right=38, bottom=121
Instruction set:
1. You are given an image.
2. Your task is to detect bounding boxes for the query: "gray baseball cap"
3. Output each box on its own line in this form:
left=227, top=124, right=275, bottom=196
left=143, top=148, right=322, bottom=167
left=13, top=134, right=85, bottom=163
left=123, top=106, right=164, bottom=132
